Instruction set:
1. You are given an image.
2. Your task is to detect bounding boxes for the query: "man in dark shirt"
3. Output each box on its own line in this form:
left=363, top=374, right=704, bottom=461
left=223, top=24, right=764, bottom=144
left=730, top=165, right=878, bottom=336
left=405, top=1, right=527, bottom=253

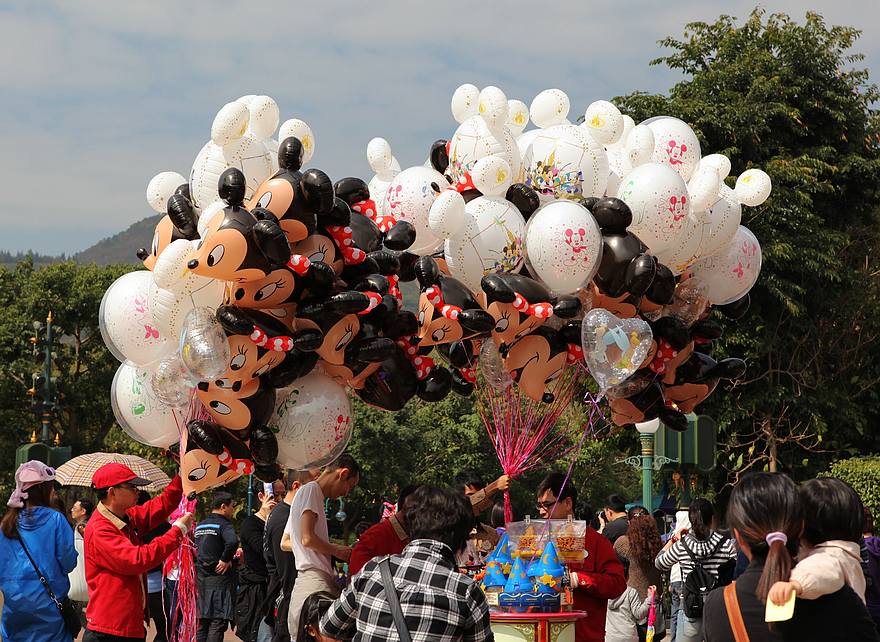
left=194, top=491, right=238, bottom=642
left=602, top=493, right=630, bottom=543
left=263, top=469, right=319, bottom=642
left=237, top=478, right=285, bottom=642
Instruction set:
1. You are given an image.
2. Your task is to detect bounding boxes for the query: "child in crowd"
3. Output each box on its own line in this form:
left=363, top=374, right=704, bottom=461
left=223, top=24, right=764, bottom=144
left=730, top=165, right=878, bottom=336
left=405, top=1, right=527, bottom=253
left=297, top=591, right=336, bottom=642
left=605, top=559, right=657, bottom=642
left=769, top=478, right=866, bottom=605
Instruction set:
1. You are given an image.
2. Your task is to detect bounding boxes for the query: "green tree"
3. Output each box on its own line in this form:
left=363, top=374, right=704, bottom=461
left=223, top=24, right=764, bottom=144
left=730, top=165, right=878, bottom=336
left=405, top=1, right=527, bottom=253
left=821, top=457, right=880, bottom=516
left=615, top=10, right=880, bottom=481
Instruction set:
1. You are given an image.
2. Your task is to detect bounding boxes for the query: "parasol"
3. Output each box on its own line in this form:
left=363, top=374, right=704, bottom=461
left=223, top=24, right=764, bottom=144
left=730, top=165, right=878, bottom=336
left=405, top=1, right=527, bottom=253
left=56, top=452, right=171, bottom=493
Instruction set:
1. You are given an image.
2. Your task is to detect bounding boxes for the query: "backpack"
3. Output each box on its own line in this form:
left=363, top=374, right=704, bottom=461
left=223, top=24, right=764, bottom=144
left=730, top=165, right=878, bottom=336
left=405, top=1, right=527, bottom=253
left=681, top=536, right=724, bottom=619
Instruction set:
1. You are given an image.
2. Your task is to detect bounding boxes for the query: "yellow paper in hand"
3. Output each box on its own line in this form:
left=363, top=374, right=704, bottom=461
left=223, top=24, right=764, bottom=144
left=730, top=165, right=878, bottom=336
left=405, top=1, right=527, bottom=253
left=765, top=591, right=796, bottom=622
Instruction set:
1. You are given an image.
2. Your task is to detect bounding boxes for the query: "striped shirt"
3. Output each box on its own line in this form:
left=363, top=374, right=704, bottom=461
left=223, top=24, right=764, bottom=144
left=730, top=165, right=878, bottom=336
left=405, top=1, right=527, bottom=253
left=655, top=531, right=737, bottom=582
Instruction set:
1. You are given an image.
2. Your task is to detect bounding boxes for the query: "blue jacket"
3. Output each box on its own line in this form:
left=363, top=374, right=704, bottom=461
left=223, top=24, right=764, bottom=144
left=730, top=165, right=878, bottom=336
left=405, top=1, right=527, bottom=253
left=0, top=507, right=78, bottom=642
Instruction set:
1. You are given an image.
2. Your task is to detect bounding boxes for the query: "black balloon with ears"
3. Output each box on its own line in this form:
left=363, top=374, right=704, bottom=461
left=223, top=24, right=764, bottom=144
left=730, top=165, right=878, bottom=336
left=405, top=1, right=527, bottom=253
left=136, top=186, right=199, bottom=265
left=505, top=183, right=541, bottom=221
left=663, top=351, right=747, bottom=414
left=587, top=197, right=657, bottom=299
left=609, top=380, right=688, bottom=432
left=334, top=177, right=416, bottom=252
left=715, top=293, right=751, bottom=321
left=643, top=264, right=677, bottom=308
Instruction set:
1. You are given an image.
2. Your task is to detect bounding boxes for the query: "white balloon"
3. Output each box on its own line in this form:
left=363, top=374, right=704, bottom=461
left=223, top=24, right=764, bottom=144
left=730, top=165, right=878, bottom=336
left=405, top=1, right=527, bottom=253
left=627, top=124, right=656, bottom=167
left=522, top=123, right=609, bottom=203
left=530, top=89, right=570, bottom=128
left=451, top=83, right=480, bottom=124
left=447, top=113, right=520, bottom=190
left=656, top=209, right=706, bottom=275
left=211, top=102, right=249, bottom=147
left=99, top=271, right=175, bottom=366
left=270, top=372, right=354, bottom=470
left=428, top=190, right=466, bottom=240
left=644, top=117, right=702, bottom=181
left=279, top=118, right=315, bottom=164
left=582, top=100, right=624, bottom=145
left=478, top=86, right=509, bottom=130
left=689, top=226, right=762, bottom=304
left=697, top=184, right=742, bottom=258
left=367, top=137, right=394, bottom=175
left=688, top=165, right=722, bottom=213
left=524, top=200, right=602, bottom=294
left=383, top=166, right=446, bottom=255
left=146, top=172, right=187, bottom=214
left=197, top=200, right=226, bottom=237
left=618, top=163, right=690, bottom=255
left=189, top=135, right=273, bottom=209
left=443, top=193, right=526, bottom=291
left=735, top=169, right=772, bottom=207
left=470, top=156, right=512, bottom=196
left=244, top=95, right=280, bottom=141
left=111, top=361, right=182, bottom=447
left=507, top=99, right=530, bottom=136
left=697, top=153, right=731, bottom=180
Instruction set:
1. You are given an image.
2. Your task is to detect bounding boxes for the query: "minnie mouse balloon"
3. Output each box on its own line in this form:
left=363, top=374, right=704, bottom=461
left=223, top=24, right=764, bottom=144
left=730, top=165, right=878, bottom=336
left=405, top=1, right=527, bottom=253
left=269, top=372, right=353, bottom=470
left=524, top=200, right=602, bottom=295
left=99, top=271, right=175, bottom=366
left=580, top=308, right=653, bottom=392
left=688, top=226, right=762, bottom=305
left=111, top=361, right=182, bottom=447
left=643, top=117, right=702, bottom=181
left=617, top=163, right=690, bottom=255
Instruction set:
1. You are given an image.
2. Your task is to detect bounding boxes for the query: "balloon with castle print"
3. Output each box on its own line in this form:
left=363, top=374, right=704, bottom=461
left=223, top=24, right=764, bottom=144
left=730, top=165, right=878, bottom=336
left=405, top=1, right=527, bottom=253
left=269, top=372, right=353, bottom=470
left=521, top=90, right=609, bottom=203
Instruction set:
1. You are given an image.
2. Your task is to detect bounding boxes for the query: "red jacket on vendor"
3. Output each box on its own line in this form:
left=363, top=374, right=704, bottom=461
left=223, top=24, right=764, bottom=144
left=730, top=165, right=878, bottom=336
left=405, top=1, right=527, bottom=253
left=569, top=526, right=627, bottom=642
left=84, top=463, right=190, bottom=638
left=535, top=472, right=626, bottom=642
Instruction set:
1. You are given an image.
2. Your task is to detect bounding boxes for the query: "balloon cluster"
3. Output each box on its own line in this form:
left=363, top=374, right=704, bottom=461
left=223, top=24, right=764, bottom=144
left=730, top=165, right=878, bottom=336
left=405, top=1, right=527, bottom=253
left=99, top=88, right=768, bottom=495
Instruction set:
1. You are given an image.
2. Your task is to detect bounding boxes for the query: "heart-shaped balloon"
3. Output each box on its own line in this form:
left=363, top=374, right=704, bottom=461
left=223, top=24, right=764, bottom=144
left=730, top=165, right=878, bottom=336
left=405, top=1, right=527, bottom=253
left=580, top=308, right=653, bottom=391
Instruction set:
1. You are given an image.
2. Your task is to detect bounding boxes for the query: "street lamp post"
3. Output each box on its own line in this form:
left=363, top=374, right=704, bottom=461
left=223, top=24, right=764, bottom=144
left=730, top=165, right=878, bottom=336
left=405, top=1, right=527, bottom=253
left=635, top=418, right=660, bottom=512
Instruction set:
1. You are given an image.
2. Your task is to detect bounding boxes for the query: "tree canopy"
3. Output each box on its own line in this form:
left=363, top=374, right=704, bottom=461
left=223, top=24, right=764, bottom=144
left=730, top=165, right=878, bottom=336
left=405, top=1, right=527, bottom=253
left=616, top=9, right=880, bottom=480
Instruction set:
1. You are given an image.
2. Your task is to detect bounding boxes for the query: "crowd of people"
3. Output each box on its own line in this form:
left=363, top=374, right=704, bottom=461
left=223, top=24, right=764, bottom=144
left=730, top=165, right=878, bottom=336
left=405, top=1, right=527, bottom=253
left=1, top=456, right=879, bottom=642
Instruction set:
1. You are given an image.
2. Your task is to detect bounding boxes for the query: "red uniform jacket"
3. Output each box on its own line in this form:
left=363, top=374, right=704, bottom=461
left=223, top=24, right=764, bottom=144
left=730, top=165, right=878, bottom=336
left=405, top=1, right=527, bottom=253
left=569, top=526, right=627, bottom=642
left=84, top=475, right=184, bottom=638
left=348, top=513, right=409, bottom=576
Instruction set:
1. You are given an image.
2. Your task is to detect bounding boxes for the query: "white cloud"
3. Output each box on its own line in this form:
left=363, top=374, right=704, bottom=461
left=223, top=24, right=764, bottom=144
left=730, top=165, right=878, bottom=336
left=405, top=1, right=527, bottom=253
left=1, top=0, right=877, bottom=254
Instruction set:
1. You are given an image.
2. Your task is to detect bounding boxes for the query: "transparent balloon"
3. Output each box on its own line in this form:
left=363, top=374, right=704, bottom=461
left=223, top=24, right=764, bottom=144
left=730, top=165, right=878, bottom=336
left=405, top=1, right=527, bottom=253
left=150, top=353, right=195, bottom=409
left=179, top=307, right=230, bottom=381
left=269, top=372, right=353, bottom=470
left=664, top=278, right=709, bottom=327
left=480, top=340, right=514, bottom=391
left=580, top=309, right=653, bottom=392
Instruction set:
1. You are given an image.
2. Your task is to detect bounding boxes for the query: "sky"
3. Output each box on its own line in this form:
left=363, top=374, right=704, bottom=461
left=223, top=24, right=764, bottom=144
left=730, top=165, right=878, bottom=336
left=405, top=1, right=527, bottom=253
left=2, top=1, right=879, bottom=256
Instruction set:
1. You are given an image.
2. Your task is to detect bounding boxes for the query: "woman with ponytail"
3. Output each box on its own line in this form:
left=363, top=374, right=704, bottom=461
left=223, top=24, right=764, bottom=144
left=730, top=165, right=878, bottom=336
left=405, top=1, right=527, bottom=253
left=703, top=472, right=879, bottom=641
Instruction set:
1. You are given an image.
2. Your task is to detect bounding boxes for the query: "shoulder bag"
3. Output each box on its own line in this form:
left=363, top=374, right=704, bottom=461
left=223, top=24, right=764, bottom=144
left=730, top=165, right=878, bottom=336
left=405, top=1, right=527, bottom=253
left=723, top=582, right=751, bottom=642
left=18, top=532, right=82, bottom=639
left=378, top=556, right=412, bottom=642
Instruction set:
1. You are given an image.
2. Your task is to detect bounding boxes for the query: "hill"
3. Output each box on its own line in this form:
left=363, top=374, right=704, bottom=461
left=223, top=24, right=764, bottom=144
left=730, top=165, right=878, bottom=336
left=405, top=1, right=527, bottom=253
left=74, top=215, right=160, bottom=266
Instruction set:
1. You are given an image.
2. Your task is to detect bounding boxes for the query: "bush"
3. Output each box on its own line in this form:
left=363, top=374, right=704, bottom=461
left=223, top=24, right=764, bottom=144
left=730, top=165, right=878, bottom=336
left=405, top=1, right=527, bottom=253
left=820, top=457, right=880, bottom=516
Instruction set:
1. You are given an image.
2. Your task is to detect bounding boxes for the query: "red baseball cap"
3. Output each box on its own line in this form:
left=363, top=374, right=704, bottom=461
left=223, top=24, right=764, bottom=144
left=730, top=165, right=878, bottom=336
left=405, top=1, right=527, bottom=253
left=92, top=463, right=151, bottom=490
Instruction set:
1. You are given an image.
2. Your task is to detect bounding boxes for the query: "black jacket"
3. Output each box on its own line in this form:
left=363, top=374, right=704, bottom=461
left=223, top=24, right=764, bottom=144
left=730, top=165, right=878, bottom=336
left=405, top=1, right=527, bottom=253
left=194, top=513, right=238, bottom=576
left=704, top=558, right=880, bottom=642
left=263, top=500, right=298, bottom=642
